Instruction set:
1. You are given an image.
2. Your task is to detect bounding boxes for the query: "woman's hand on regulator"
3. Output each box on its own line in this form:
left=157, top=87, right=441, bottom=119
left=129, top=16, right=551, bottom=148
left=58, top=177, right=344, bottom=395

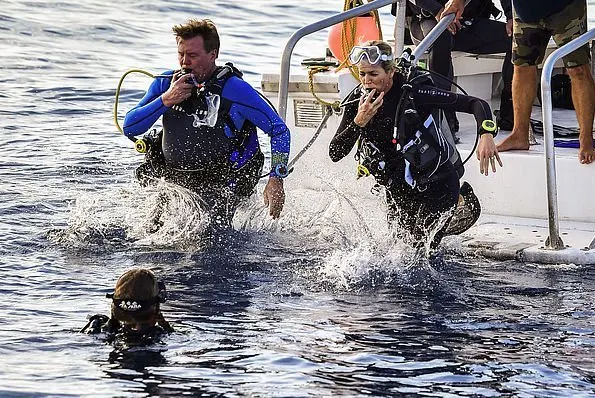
left=354, top=89, right=384, bottom=127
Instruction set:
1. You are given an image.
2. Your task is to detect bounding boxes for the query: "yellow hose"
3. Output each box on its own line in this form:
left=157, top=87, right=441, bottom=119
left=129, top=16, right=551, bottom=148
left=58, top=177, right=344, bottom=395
left=113, top=69, right=156, bottom=134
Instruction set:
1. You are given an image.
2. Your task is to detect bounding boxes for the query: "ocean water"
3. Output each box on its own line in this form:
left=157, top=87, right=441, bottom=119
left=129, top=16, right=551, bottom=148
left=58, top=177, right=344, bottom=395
left=2, top=0, right=595, bottom=397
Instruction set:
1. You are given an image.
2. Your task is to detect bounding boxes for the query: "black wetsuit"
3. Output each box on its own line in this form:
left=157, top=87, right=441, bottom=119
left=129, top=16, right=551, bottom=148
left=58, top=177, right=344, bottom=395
left=81, top=314, right=173, bottom=345
left=395, top=0, right=514, bottom=129
left=329, top=73, right=492, bottom=249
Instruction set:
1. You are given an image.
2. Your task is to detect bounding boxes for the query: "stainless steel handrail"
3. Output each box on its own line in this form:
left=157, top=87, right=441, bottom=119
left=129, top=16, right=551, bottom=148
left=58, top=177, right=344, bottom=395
left=410, top=14, right=455, bottom=63
left=411, top=0, right=470, bottom=63
left=540, top=29, right=595, bottom=250
left=277, top=0, right=396, bottom=121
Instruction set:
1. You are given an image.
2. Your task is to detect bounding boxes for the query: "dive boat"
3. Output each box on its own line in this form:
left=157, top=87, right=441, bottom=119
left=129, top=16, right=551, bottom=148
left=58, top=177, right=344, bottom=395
left=261, top=0, right=595, bottom=264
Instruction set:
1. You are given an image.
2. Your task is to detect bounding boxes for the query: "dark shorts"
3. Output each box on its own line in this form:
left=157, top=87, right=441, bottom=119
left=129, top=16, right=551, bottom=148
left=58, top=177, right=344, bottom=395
left=512, top=0, right=589, bottom=67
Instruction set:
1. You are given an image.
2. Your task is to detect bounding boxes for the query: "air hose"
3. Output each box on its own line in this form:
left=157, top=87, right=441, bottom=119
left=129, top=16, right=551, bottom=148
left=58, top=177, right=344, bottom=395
left=113, top=69, right=162, bottom=153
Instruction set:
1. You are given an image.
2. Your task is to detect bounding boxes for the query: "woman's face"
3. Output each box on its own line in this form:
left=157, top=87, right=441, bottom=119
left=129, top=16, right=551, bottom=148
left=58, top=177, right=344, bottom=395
left=358, top=62, right=394, bottom=94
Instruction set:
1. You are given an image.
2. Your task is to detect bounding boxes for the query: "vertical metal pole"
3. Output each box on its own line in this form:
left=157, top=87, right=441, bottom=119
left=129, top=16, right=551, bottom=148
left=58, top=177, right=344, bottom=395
left=392, top=0, right=406, bottom=57
left=539, top=30, right=595, bottom=249
left=540, top=59, right=563, bottom=250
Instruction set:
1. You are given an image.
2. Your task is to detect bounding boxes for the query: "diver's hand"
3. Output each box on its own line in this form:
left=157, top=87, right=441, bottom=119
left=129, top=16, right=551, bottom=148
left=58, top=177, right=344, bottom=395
left=161, top=71, right=194, bottom=107
left=476, top=134, right=503, bottom=176
left=263, top=177, right=285, bottom=219
left=439, top=0, right=464, bottom=34
left=354, top=89, right=384, bottom=127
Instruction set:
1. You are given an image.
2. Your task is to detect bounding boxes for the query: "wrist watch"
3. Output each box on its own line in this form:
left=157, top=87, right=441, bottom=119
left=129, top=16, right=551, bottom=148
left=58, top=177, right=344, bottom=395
left=480, top=119, right=498, bottom=137
left=271, top=163, right=289, bottom=179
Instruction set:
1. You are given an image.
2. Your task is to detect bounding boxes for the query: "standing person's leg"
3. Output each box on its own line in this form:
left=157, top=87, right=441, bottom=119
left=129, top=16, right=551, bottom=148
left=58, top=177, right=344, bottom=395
left=498, top=10, right=550, bottom=151
left=497, top=49, right=514, bottom=130
left=548, top=0, right=594, bottom=163
left=498, top=65, right=536, bottom=151
left=409, top=18, right=455, bottom=92
left=410, top=18, right=460, bottom=136
left=566, top=64, right=595, bottom=164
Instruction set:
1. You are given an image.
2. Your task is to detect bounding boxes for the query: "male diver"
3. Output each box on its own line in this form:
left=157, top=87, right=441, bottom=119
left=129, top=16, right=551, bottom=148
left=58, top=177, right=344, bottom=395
left=123, top=19, right=291, bottom=229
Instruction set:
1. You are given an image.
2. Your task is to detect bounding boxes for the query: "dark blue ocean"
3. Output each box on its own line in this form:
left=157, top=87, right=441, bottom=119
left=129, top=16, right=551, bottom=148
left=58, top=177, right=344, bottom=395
left=2, top=0, right=595, bottom=396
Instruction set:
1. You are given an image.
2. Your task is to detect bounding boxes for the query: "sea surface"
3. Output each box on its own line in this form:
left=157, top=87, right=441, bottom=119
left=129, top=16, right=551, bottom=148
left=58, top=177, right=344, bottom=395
left=2, top=1, right=595, bottom=397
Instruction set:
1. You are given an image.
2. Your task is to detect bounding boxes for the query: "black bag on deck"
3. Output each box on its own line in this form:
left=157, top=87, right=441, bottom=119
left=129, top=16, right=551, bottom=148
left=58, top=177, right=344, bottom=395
left=538, top=73, right=574, bottom=110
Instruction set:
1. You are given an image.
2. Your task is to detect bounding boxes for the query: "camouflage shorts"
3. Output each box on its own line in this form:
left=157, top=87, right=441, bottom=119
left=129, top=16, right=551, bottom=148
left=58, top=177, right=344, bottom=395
left=512, top=0, right=590, bottom=67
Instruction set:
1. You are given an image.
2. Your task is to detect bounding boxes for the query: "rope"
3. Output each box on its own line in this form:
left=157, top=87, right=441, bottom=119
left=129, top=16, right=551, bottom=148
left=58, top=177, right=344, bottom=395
left=305, top=0, right=383, bottom=109
left=335, top=0, right=384, bottom=80
left=307, top=66, right=341, bottom=110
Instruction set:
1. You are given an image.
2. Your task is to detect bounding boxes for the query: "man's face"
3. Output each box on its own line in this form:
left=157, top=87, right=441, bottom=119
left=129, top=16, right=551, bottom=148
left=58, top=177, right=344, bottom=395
left=177, top=35, right=217, bottom=82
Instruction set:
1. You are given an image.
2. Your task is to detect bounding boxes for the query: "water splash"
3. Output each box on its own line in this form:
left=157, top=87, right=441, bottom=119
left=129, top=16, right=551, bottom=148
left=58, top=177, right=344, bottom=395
left=47, top=180, right=211, bottom=252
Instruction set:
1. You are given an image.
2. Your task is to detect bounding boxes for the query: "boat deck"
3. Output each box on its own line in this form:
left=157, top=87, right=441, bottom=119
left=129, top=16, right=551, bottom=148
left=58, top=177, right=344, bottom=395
left=452, top=104, right=595, bottom=264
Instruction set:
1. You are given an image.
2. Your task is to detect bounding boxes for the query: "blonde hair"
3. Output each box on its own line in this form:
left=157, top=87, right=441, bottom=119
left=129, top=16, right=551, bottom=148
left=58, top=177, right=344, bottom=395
left=362, top=40, right=395, bottom=72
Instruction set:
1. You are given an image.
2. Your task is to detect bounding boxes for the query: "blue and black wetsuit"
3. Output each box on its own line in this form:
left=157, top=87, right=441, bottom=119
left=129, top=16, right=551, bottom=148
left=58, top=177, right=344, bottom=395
left=123, top=66, right=291, bottom=225
left=329, top=72, right=492, bottom=249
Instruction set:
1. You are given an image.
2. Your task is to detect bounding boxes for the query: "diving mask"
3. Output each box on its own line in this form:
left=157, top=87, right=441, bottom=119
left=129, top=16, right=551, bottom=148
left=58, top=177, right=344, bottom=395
left=349, top=46, right=394, bottom=65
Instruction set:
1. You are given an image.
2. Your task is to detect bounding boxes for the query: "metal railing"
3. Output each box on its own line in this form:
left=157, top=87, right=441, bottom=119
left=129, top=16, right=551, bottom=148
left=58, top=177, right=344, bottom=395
left=276, top=0, right=465, bottom=119
left=277, top=0, right=396, bottom=121
left=540, top=29, right=595, bottom=250
left=411, top=14, right=455, bottom=62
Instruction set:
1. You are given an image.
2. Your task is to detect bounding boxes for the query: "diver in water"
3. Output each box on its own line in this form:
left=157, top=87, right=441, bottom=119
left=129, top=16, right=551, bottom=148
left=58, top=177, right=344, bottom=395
left=123, top=19, right=291, bottom=230
left=329, top=41, right=502, bottom=250
left=81, top=268, right=173, bottom=344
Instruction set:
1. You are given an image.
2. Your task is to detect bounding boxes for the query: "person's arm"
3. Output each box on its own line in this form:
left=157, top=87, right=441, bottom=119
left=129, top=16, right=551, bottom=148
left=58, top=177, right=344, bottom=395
left=222, top=78, right=290, bottom=219
left=412, top=83, right=502, bottom=175
left=500, top=0, right=513, bottom=21
left=330, top=89, right=385, bottom=161
left=439, top=0, right=465, bottom=19
left=411, top=0, right=445, bottom=19
left=223, top=78, right=290, bottom=171
left=123, top=70, right=197, bottom=137
left=329, top=98, right=364, bottom=162
left=123, top=75, right=172, bottom=138
left=439, top=0, right=465, bottom=33
left=501, top=0, right=513, bottom=36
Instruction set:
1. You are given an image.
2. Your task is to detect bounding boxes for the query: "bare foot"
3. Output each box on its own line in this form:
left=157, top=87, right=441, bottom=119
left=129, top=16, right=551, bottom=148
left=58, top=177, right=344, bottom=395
left=579, top=146, right=595, bottom=164
left=497, top=132, right=530, bottom=152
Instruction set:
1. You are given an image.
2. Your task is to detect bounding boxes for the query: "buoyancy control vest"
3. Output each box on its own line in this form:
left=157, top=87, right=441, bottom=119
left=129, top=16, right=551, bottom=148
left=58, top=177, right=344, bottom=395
left=392, top=69, right=464, bottom=188
left=352, top=69, right=463, bottom=190
left=161, top=63, right=256, bottom=173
